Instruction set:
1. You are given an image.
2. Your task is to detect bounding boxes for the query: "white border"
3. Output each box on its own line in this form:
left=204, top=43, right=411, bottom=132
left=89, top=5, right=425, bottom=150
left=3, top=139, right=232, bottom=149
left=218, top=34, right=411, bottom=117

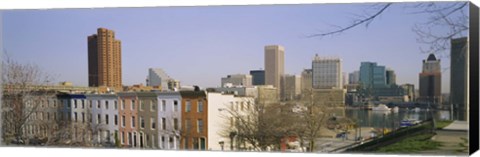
left=0, top=0, right=477, bottom=157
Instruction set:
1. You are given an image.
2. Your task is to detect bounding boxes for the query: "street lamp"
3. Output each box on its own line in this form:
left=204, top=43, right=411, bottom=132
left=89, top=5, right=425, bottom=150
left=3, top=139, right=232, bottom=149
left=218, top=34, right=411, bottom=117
left=219, top=141, right=225, bottom=151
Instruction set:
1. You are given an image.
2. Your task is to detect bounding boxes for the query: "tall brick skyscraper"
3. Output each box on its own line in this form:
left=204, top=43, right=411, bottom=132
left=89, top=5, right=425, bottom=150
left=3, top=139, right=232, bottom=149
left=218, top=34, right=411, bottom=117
left=88, top=28, right=122, bottom=90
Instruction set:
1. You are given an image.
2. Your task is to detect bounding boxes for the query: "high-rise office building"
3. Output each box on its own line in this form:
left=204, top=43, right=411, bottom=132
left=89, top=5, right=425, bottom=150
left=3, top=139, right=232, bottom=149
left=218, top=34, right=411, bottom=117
left=450, top=37, right=469, bottom=121
left=264, top=45, right=285, bottom=89
left=348, top=70, right=360, bottom=84
left=342, top=72, right=349, bottom=87
left=250, top=70, right=265, bottom=85
left=359, top=62, right=387, bottom=88
left=281, top=74, right=301, bottom=101
left=419, top=54, right=442, bottom=105
left=386, top=68, right=396, bottom=86
left=301, top=69, right=313, bottom=92
left=221, top=74, right=253, bottom=87
left=88, top=28, right=122, bottom=90
left=312, top=54, right=342, bottom=89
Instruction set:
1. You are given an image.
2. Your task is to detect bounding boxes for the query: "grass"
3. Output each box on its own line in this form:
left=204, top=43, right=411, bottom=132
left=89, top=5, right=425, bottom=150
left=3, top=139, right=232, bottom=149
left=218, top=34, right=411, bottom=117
left=376, top=133, right=442, bottom=153
left=435, top=120, right=454, bottom=129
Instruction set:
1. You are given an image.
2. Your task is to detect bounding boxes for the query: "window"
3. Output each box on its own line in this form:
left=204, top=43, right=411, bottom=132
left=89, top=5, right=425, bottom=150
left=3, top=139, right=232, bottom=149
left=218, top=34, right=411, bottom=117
left=185, top=119, right=191, bottom=132
left=122, top=115, right=126, bottom=127
left=197, top=100, right=203, bottom=112
left=67, top=100, right=71, bottom=108
left=132, top=116, right=136, bottom=127
left=173, top=118, right=178, bottom=130
left=151, top=118, right=156, bottom=129
left=186, top=100, right=191, bottom=112
left=106, top=114, right=109, bottom=125
left=140, top=100, right=144, bottom=111
left=114, top=115, right=118, bottom=126
left=174, top=100, right=178, bottom=112
left=128, top=132, right=132, bottom=145
left=82, top=100, right=85, bottom=109
left=153, top=100, right=158, bottom=111
left=140, top=117, right=145, bottom=129
left=97, top=114, right=101, bottom=124
left=97, top=100, right=101, bottom=109
left=114, top=101, right=118, bottom=110
left=82, top=112, right=85, bottom=123
left=162, top=118, right=166, bottom=130
left=197, top=119, right=203, bottom=133
left=241, top=102, right=244, bottom=111
left=73, top=112, right=77, bottom=122
left=131, top=100, right=135, bottom=110
left=121, top=132, right=124, bottom=144
left=89, top=100, right=92, bottom=108
left=161, top=100, right=166, bottom=111
left=105, top=101, right=109, bottom=109
left=121, top=100, right=125, bottom=110
left=74, top=100, right=77, bottom=108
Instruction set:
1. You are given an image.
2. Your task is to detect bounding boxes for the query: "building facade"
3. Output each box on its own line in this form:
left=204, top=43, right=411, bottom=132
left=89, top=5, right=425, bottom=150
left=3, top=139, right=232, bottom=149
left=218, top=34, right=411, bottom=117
left=117, top=92, right=139, bottom=148
left=301, top=69, right=313, bottom=92
left=312, top=54, right=342, bottom=89
left=179, top=91, right=208, bottom=150
left=136, top=92, right=158, bottom=148
left=450, top=37, right=469, bottom=121
left=281, top=74, right=301, bottom=101
left=146, top=68, right=173, bottom=91
left=418, top=54, right=442, bottom=105
left=348, top=71, right=360, bottom=84
left=264, top=45, right=285, bottom=89
left=221, top=74, right=253, bottom=87
left=386, top=69, right=396, bottom=86
left=88, top=28, right=122, bottom=90
left=156, top=91, right=182, bottom=150
left=250, top=70, right=265, bottom=85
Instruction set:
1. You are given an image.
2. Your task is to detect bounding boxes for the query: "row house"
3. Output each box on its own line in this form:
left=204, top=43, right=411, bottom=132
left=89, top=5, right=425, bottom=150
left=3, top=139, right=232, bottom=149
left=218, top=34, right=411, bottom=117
left=117, top=92, right=139, bottom=148
left=179, top=90, right=208, bottom=150
left=156, top=91, right=182, bottom=150
left=86, top=93, right=119, bottom=146
left=57, top=93, right=90, bottom=144
left=136, top=92, right=158, bottom=148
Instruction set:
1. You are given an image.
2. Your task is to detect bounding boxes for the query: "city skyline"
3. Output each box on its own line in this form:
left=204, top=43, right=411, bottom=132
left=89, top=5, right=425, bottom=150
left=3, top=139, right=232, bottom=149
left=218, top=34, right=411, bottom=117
left=2, top=2, right=467, bottom=93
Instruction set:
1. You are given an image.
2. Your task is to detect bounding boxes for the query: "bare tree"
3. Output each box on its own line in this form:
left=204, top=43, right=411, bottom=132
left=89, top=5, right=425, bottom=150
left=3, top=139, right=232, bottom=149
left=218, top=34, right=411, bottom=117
left=289, top=88, right=344, bottom=152
left=219, top=96, right=297, bottom=152
left=1, top=55, right=54, bottom=145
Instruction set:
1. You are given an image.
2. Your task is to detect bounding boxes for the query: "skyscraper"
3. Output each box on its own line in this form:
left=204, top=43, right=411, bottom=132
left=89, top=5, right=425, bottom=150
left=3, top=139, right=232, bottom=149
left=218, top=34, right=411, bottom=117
left=250, top=70, right=265, bottom=85
left=88, top=28, right=122, bottom=90
left=450, top=37, right=469, bottom=121
left=301, top=69, right=313, bottom=91
left=221, top=74, right=253, bottom=87
left=359, top=62, right=387, bottom=88
left=281, top=74, right=301, bottom=101
left=348, top=70, right=360, bottom=84
left=264, top=45, right=285, bottom=89
left=419, top=54, right=442, bottom=105
left=312, top=54, right=342, bottom=89
left=386, top=68, right=396, bottom=86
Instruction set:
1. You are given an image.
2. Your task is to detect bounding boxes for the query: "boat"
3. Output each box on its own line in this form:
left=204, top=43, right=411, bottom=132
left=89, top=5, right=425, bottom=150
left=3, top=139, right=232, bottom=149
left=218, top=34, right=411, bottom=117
left=391, top=106, right=399, bottom=113
left=372, top=104, right=391, bottom=111
left=400, top=119, right=422, bottom=127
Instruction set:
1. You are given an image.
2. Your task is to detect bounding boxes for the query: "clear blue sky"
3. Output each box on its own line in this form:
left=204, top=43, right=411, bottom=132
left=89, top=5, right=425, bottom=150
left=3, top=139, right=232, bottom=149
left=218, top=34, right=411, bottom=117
left=1, top=2, right=467, bottom=93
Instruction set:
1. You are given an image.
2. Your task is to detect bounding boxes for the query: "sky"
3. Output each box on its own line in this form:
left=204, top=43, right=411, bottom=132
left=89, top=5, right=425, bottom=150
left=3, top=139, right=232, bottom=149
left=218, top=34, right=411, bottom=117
left=1, top=2, right=469, bottom=93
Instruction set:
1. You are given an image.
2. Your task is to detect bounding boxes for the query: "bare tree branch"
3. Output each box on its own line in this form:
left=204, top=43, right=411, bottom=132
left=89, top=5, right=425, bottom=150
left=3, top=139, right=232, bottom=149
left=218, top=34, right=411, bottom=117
left=306, top=3, right=392, bottom=38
